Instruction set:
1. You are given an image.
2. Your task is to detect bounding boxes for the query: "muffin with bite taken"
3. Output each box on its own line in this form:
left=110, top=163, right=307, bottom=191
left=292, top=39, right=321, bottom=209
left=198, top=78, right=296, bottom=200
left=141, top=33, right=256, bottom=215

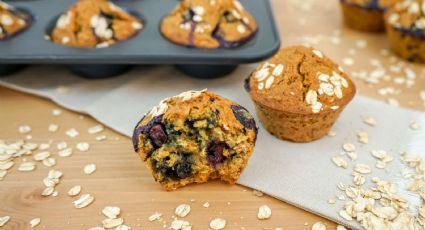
left=160, top=0, right=257, bottom=49
left=132, top=90, right=257, bottom=191
left=384, top=0, right=425, bottom=63
left=245, top=45, right=356, bottom=143
left=340, top=0, right=396, bottom=32
left=50, top=0, right=143, bottom=48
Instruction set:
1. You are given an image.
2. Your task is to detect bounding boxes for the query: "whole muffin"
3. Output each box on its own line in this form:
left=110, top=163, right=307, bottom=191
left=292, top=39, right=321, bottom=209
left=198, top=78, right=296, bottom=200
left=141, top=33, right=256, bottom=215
left=340, top=0, right=396, bottom=32
left=160, top=0, right=257, bottom=49
left=245, top=46, right=356, bottom=143
left=385, top=0, right=425, bottom=63
left=50, top=0, right=143, bottom=48
left=132, top=90, right=257, bottom=191
left=0, top=1, right=32, bottom=40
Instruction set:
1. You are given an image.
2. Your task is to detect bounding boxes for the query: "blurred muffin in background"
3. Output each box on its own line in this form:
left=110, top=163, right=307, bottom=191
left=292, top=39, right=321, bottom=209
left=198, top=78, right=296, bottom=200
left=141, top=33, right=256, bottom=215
left=161, top=0, right=257, bottom=49
left=385, top=0, right=425, bottom=63
left=50, top=0, right=143, bottom=48
left=0, top=1, right=32, bottom=40
left=340, top=0, right=396, bottom=32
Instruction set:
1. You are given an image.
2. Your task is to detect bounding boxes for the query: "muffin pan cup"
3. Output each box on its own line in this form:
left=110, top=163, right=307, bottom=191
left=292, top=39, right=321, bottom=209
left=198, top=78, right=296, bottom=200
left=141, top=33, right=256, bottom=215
left=0, top=0, right=280, bottom=79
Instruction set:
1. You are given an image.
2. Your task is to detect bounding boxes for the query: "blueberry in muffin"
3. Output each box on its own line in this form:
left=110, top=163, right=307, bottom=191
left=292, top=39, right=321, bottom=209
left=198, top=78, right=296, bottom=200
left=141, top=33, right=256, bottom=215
left=0, top=1, right=32, bottom=41
left=132, top=90, right=257, bottom=191
left=340, top=0, right=397, bottom=32
left=50, top=0, right=143, bottom=48
left=245, top=46, right=356, bottom=142
left=160, top=0, right=257, bottom=49
left=385, top=0, right=425, bottom=63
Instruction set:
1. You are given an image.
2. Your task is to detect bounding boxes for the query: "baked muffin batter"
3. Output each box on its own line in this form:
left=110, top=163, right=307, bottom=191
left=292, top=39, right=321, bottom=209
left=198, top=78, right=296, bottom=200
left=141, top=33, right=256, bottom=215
left=50, top=0, right=143, bottom=48
left=0, top=1, right=32, bottom=40
left=340, top=0, right=397, bottom=32
left=161, top=0, right=257, bottom=49
left=246, top=46, right=356, bottom=142
left=385, top=0, right=425, bottom=63
left=133, top=90, right=257, bottom=191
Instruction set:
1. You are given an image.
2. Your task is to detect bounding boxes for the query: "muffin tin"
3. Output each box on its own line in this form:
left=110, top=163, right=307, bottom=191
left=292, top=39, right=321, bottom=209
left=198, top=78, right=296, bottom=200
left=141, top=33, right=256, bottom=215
left=0, top=0, right=280, bottom=78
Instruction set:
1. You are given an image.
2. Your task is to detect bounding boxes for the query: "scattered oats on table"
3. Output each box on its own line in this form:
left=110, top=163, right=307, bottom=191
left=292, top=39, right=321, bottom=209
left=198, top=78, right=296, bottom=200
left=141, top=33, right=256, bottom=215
left=102, top=218, right=123, bottom=229
left=83, top=163, right=96, bottom=175
left=311, top=221, right=326, bottom=230
left=257, top=205, right=272, bottom=220
left=175, top=204, right=191, bottom=218
left=209, top=218, right=226, bottom=230
left=76, top=142, right=90, bottom=151
left=73, top=194, right=94, bottom=208
left=148, top=212, right=162, bottom=222
left=29, top=217, right=41, bottom=228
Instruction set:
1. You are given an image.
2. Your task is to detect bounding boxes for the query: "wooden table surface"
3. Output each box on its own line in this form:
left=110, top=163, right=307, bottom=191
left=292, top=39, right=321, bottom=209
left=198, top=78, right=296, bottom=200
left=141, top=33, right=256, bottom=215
left=1, top=0, right=425, bottom=229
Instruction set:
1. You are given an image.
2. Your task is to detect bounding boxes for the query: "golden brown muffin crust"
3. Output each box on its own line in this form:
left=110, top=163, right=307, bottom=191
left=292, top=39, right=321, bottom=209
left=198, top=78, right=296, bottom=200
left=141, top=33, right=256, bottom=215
left=247, top=46, right=356, bottom=115
left=160, top=0, right=257, bottom=49
left=0, top=2, right=30, bottom=40
left=51, top=0, right=143, bottom=48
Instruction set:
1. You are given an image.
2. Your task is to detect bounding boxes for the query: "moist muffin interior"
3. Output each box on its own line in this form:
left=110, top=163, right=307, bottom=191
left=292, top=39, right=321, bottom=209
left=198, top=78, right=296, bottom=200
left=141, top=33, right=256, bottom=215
left=50, top=0, right=143, bottom=48
left=133, top=90, right=257, bottom=190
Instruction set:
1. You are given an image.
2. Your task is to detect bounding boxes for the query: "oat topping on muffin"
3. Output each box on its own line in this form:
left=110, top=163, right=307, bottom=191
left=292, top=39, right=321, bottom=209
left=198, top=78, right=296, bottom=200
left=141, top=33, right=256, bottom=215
left=246, top=46, right=356, bottom=142
left=160, top=0, right=257, bottom=49
left=0, top=1, right=32, bottom=40
left=248, top=46, right=354, bottom=114
left=50, top=0, right=143, bottom=48
left=133, top=90, right=257, bottom=190
left=386, top=0, right=425, bottom=35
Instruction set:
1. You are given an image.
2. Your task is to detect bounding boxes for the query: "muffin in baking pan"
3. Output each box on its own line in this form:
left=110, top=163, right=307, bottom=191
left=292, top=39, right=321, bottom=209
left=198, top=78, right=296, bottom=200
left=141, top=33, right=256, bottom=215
left=0, top=1, right=32, bottom=41
left=245, top=45, right=356, bottom=143
left=384, top=0, right=425, bottom=63
left=132, top=90, right=257, bottom=191
left=49, top=0, right=143, bottom=48
left=161, top=0, right=257, bottom=49
left=340, top=0, right=396, bottom=32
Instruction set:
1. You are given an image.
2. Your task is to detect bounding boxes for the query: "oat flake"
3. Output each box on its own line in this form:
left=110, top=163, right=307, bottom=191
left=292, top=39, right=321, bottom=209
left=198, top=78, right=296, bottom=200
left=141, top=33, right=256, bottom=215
left=102, top=206, right=121, bottom=219
left=175, top=204, right=191, bottom=218
left=257, top=205, right=272, bottom=220
left=102, top=218, right=123, bottom=228
left=311, top=221, right=326, bottom=230
left=0, top=216, right=10, bottom=227
left=209, top=218, right=226, bottom=230
left=29, top=217, right=41, bottom=228
left=148, top=212, right=162, bottom=222
left=84, top=164, right=96, bottom=175
left=68, top=185, right=82, bottom=197
left=73, top=194, right=95, bottom=208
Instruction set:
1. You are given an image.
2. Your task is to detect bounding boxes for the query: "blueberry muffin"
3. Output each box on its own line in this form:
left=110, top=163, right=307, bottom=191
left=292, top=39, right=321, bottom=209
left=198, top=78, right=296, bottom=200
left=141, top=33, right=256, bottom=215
left=132, top=90, right=257, bottom=191
left=385, top=0, right=425, bottom=63
left=50, top=0, right=143, bottom=48
left=0, top=1, right=32, bottom=40
left=340, top=0, right=396, bottom=32
left=160, top=0, right=257, bottom=49
left=245, top=46, right=356, bottom=143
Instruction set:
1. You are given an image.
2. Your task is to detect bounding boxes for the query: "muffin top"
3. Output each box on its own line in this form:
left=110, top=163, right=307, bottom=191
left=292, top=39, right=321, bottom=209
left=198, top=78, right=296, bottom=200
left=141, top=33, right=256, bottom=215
left=133, top=90, right=257, bottom=159
left=385, top=0, right=425, bottom=35
left=342, top=0, right=396, bottom=10
left=0, top=1, right=31, bottom=40
left=160, top=0, right=257, bottom=49
left=246, top=46, right=356, bottom=114
left=50, top=0, right=143, bottom=48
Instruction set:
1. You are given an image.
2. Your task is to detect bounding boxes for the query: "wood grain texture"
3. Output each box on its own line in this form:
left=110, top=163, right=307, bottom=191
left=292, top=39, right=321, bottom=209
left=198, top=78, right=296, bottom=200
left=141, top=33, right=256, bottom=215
left=1, top=0, right=425, bottom=229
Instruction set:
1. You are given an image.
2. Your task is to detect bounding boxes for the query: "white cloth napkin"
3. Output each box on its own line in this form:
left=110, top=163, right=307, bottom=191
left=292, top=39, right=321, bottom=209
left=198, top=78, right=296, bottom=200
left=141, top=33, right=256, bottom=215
left=1, top=65, right=424, bottom=229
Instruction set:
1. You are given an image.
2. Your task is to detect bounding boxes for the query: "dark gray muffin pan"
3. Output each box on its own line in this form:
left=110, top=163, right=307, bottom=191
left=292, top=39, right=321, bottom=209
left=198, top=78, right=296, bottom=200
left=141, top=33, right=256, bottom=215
left=0, top=0, right=280, bottom=79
